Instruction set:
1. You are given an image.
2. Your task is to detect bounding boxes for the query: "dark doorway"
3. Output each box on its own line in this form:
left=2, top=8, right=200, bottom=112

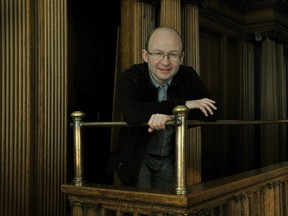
left=67, top=1, right=121, bottom=184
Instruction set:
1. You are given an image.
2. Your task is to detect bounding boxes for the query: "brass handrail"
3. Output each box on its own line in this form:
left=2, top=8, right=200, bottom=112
left=70, top=107, right=288, bottom=193
left=69, top=119, right=182, bottom=127
left=70, top=105, right=188, bottom=194
left=188, top=119, right=288, bottom=126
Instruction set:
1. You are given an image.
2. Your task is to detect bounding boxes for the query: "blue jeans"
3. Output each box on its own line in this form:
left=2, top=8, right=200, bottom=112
left=137, top=154, right=175, bottom=188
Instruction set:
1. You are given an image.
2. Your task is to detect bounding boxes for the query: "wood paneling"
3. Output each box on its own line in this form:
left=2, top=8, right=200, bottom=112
left=199, top=30, right=223, bottom=181
left=62, top=161, right=288, bottom=215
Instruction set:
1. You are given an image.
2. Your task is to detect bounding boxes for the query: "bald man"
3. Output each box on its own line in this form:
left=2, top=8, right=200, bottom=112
left=114, top=26, right=218, bottom=188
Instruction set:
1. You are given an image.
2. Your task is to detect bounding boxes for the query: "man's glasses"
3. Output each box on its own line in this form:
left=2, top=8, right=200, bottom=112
left=147, top=51, right=182, bottom=61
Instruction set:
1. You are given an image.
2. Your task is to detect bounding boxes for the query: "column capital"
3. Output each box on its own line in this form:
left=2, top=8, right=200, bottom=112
left=138, top=0, right=160, bottom=6
left=245, top=30, right=288, bottom=44
left=222, top=0, right=288, bottom=10
left=182, top=0, right=208, bottom=8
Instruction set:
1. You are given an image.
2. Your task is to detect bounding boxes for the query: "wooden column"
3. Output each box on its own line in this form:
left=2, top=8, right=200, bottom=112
left=120, top=0, right=136, bottom=72
left=239, top=42, right=256, bottom=169
left=182, top=3, right=202, bottom=185
left=160, top=0, right=181, bottom=32
left=132, top=1, right=144, bottom=63
left=35, top=1, right=68, bottom=215
left=0, top=0, right=68, bottom=215
left=260, top=39, right=279, bottom=165
left=141, top=3, right=155, bottom=50
left=120, top=0, right=155, bottom=72
left=260, top=38, right=287, bottom=165
left=182, top=5, right=200, bottom=69
left=275, top=43, right=287, bottom=160
left=112, top=0, right=156, bottom=152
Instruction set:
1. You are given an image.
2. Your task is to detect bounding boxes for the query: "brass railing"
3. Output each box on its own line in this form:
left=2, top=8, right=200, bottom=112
left=70, top=105, right=288, bottom=194
left=71, top=105, right=188, bottom=194
left=65, top=106, right=288, bottom=215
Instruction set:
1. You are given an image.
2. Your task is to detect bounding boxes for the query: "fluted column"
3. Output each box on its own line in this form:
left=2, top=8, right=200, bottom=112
left=132, top=1, right=145, bottom=63
left=182, top=3, right=201, bottom=185
left=0, top=0, right=67, bottom=216
left=260, top=38, right=287, bottom=165
left=276, top=43, right=287, bottom=161
left=112, top=0, right=156, bottom=151
left=182, top=5, right=200, bottom=69
left=1, top=1, right=34, bottom=215
left=239, top=42, right=256, bottom=169
left=120, top=0, right=155, bottom=72
left=120, top=0, right=136, bottom=71
left=141, top=3, right=155, bottom=49
left=260, top=38, right=278, bottom=165
left=160, top=0, right=181, bottom=32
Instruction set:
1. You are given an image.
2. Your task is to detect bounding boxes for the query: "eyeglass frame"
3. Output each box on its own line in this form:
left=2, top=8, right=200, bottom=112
left=146, top=50, right=183, bottom=61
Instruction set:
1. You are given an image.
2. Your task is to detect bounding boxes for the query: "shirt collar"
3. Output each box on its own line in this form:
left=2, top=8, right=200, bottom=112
left=149, top=71, right=172, bottom=89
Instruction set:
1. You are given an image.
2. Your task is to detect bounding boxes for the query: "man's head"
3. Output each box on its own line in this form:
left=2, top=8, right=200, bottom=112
left=143, top=27, right=184, bottom=86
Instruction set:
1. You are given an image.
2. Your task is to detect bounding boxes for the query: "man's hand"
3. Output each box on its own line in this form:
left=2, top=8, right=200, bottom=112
left=185, top=98, right=217, bottom=117
left=148, top=114, right=174, bottom=133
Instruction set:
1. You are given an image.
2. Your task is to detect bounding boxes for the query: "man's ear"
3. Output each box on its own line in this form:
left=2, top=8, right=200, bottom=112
left=180, top=52, right=184, bottom=64
left=142, top=49, right=149, bottom=63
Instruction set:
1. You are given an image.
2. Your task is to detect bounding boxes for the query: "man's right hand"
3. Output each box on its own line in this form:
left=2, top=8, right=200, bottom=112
left=147, top=114, right=174, bottom=132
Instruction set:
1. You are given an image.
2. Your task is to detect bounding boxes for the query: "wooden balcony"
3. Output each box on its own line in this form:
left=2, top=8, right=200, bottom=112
left=61, top=106, right=288, bottom=215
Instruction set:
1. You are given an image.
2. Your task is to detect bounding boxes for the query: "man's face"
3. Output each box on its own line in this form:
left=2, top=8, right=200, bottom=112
left=143, top=29, right=184, bottom=85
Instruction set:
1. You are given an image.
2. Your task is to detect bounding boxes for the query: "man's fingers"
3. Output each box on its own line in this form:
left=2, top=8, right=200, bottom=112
left=195, top=98, right=217, bottom=116
left=148, top=114, right=173, bottom=132
left=148, top=127, right=155, bottom=133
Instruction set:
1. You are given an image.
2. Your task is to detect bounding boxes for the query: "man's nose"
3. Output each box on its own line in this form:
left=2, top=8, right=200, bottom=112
left=161, top=54, right=171, bottom=63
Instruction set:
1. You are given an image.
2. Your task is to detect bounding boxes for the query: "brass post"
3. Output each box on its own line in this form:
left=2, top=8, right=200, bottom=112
left=71, top=111, right=86, bottom=186
left=173, top=105, right=189, bottom=194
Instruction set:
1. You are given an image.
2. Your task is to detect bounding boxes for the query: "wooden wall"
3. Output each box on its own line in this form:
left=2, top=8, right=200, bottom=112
left=1, top=0, right=288, bottom=215
left=115, top=0, right=288, bottom=182
left=62, top=161, right=288, bottom=216
left=198, top=0, right=288, bottom=181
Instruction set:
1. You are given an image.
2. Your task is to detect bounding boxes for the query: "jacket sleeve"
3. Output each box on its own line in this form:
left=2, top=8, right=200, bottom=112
left=182, top=67, right=219, bottom=121
left=118, top=65, right=219, bottom=125
left=118, top=66, right=185, bottom=125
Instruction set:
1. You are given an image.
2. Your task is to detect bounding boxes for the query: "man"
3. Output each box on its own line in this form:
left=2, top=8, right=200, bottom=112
left=114, top=26, right=218, bottom=188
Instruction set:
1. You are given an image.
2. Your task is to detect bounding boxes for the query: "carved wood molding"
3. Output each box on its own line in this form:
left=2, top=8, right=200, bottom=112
left=67, top=192, right=186, bottom=211
left=138, top=0, right=288, bottom=9
left=222, top=0, right=288, bottom=10
left=137, top=0, right=160, bottom=6
left=181, top=0, right=207, bottom=7
left=137, top=0, right=208, bottom=7
left=245, top=30, right=288, bottom=44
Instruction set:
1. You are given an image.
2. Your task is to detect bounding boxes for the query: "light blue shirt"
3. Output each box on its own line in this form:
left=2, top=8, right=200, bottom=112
left=146, top=72, right=175, bottom=156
